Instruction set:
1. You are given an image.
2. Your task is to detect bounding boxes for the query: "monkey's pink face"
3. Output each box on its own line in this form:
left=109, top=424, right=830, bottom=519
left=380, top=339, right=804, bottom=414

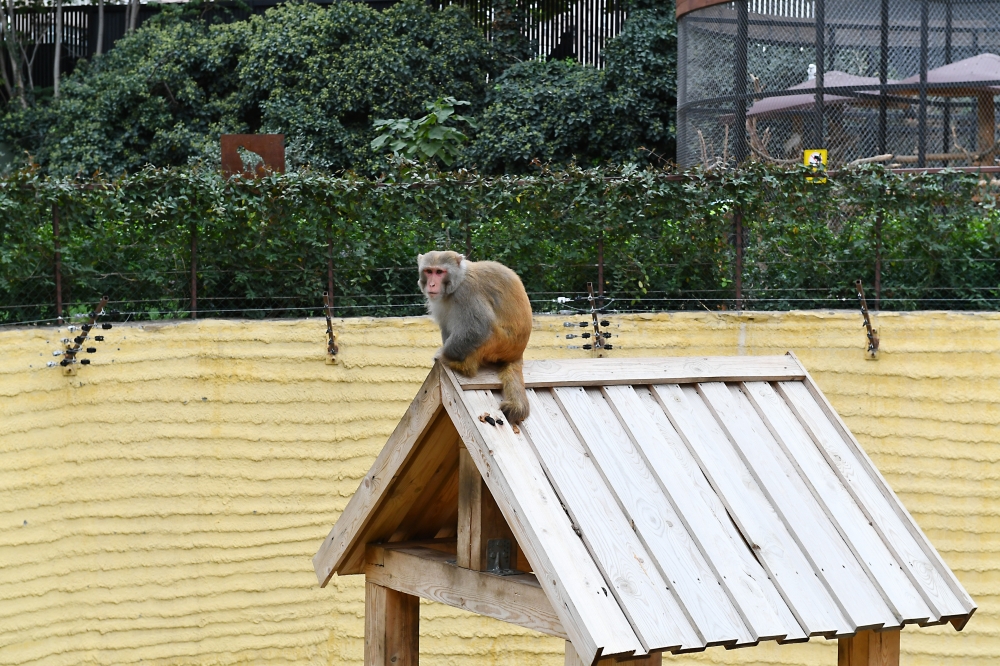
left=423, top=267, right=448, bottom=299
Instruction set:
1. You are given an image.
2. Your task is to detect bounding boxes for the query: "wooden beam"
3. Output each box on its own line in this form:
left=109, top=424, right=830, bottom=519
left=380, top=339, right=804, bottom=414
left=366, top=544, right=567, bottom=639
left=676, top=0, right=731, bottom=19
left=314, top=364, right=443, bottom=584
left=977, top=93, right=995, bottom=166
left=365, top=581, right=419, bottom=666
left=565, top=641, right=660, bottom=666
left=837, top=629, right=899, bottom=666
left=454, top=357, right=804, bottom=391
left=457, top=446, right=520, bottom=571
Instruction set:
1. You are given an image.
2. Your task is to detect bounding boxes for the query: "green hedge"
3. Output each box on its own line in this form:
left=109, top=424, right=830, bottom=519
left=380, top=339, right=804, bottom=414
left=1, top=163, right=998, bottom=324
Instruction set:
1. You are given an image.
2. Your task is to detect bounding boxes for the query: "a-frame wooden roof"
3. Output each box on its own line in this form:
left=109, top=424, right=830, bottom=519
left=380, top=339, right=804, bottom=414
left=314, top=355, right=975, bottom=665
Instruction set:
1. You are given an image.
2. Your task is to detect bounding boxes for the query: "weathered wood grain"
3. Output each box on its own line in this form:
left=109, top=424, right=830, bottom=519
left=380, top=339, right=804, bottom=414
left=364, top=581, right=419, bottom=666
left=602, top=384, right=797, bottom=644
left=742, top=381, right=932, bottom=625
left=787, top=353, right=976, bottom=627
left=779, top=379, right=972, bottom=624
left=527, top=387, right=702, bottom=652
left=557, top=385, right=752, bottom=647
left=653, top=383, right=851, bottom=637
left=698, top=381, right=895, bottom=631
left=455, top=357, right=804, bottom=390
left=441, top=369, right=643, bottom=664
left=838, top=628, right=900, bottom=666
left=366, top=545, right=566, bottom=639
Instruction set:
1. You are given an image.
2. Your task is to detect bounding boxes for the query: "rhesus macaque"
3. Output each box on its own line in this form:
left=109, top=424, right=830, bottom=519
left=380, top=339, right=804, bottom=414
left=418, top=250, right=532, bottom=423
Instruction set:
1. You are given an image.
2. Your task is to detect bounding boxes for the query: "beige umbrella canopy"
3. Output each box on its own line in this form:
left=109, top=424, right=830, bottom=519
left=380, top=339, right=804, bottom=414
left=746, top=71, right=890, bottom=119
left=897, top=53, right=1000, bottom=163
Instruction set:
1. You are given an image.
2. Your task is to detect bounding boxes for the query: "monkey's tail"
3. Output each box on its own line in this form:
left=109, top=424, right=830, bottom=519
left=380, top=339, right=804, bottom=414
left=498, top=359, right=530, bottom=424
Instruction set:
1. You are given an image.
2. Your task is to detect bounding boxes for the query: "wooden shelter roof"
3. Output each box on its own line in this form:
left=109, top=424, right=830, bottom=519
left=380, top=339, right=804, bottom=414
left=314, top=355, right=975, bottom=664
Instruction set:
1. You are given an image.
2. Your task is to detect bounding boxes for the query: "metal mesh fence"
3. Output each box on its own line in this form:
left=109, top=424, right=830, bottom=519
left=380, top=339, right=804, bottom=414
left=678, top=0, right=1000, bottom=169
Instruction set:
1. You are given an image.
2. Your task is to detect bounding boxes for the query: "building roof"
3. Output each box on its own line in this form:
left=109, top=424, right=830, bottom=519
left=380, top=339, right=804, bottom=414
left=314, top=355, right=975, bottom=664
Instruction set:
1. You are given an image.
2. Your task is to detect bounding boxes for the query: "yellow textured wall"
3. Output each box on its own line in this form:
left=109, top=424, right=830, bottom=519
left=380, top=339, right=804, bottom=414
left=2, top=311, right=998, bottom=666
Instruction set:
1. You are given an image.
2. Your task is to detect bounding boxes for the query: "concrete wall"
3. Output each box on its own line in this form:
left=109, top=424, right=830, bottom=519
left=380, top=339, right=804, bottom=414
left=2, top=311, right=998, bottom=665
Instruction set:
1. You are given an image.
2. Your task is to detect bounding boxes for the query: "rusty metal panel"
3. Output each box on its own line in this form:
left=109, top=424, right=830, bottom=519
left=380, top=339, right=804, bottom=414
left=221, top=134, right=285, bottom=178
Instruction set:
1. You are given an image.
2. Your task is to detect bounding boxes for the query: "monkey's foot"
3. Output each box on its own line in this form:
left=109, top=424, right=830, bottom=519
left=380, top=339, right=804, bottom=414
left=499, top=399, right=529, bottom=425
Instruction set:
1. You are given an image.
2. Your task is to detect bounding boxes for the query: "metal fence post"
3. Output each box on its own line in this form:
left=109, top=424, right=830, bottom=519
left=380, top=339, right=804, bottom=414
left=53, top=204, right=63, bottom=322
left=327, top=219, right=335, bottom=310
left=874, top=213, right=882, bottom=310
left=734, top=207, right=744, bottom=311
left=190, top=222, right=198, bottom=319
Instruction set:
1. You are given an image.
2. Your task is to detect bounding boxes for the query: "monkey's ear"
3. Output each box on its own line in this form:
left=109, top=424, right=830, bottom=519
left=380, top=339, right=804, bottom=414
left=457, top=254, right=466, bottom=263
left=417, top=253, right=425, bottom=264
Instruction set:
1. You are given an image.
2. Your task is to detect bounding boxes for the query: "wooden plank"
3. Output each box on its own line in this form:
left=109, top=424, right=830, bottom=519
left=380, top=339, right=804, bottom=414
left=602, top=384, right=798, bottom=644
left=390, top=442, right=460, bottom=543
left=786, top=357, right=977, bottom=626
left=676, top=0, right=731, bottom=19
left=366, top=545, right=567, bottom=639
left=555, top=385, right=752, bottom=648
left=778, top=378, right=974, bottom=624
left=838, top=629, right=900, bottom=666
left=741, top=381, right=933, bottom=625
left=441, top=369, right=643, bottom=664
left=365, top=581, right=419, bottom=666
left=566, top=641, right=663, bottom=666
left=337, top=410, right=461, bottom=575
left=697, top=382, right=896, bottom=632
left=457, top=446, right=520, bottom=571
left=455, top=357, right=805, bottom=391
left=314, top=364, right=443, bottom=585
left=652, top=384, right=851, bottom=638
left=524, top=388, right=702, bottom=653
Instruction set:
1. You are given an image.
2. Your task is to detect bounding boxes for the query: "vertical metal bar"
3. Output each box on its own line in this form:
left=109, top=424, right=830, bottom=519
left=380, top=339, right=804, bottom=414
left=874, top=213, right=882, bottom=310
left=597, top=232, right=604, bottom=309
left=734, top=0, right=749, bottom=164
left=878, top=0, right=888, bottom=154
left=918, top=0, right=928, bottom=168
left=190, top=222, right=198, bottom=319
left=53, top=204, right=63, bottom=322
left=814, top=0, right=825, bottom=149
left=734, top=208, right=744, bottom=311
left=327, top=219, right=335, bottom=306
left=943, top=0, right=952, bottom=155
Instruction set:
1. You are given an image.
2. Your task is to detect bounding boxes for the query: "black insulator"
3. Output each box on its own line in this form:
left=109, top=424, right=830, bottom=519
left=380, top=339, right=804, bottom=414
left=600, top=320, right=610, bottom=327
left=74, top=336, right=86, bottom=344
left=579, top=322, right=588, bottom=327
left=81, top=359, right=91, bottom=365
left=484, top=416, right=496, bottom=426
left=86, top=347, right=97, bottom=353
left=583, top=344, right=593, bottom=350
left=102, top=323, right=112, bottom=330
left=604, top=344, right=614, bottom=350
left=60, top=359, right=70, bottom=366
left=94, top=336, right=105, bottom=342
left=581, top=333, right=591, bottom=339
left=81, top=324, right=92, bottom=332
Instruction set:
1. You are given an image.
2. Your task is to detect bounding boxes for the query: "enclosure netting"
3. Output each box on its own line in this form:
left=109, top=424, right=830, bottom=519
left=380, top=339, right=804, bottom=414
left=677, top=0, right=1000, bottom=169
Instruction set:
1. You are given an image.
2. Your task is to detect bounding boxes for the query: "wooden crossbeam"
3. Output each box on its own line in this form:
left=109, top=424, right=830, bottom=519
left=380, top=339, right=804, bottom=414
left=564, top=641, right=661, bottom=666
left=365, top=544, right=567, bottom=639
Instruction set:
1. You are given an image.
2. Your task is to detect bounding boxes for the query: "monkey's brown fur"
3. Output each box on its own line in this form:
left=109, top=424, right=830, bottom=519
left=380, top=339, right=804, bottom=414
left=418, top=250, right=532, bottom=423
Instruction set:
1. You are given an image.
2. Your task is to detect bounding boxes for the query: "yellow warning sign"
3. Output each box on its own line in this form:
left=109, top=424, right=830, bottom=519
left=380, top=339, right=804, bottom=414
left=804, top=148, right=828, bottom=182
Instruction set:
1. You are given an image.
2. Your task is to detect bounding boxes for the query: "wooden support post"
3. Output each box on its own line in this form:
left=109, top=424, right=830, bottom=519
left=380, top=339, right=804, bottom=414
left=457, top=446, right=520, bottom=571
left=838, top=629, right=900, bottom=666
left=565, top=641, right=662, bottom=666
left=976, top=93, right=995, bottom=166
left=365, top=581, right=419, bottom=666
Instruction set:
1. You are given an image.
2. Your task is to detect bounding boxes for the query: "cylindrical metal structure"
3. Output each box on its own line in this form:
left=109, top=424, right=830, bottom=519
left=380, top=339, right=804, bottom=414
left=677, top=0, right=1000, bottom=169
